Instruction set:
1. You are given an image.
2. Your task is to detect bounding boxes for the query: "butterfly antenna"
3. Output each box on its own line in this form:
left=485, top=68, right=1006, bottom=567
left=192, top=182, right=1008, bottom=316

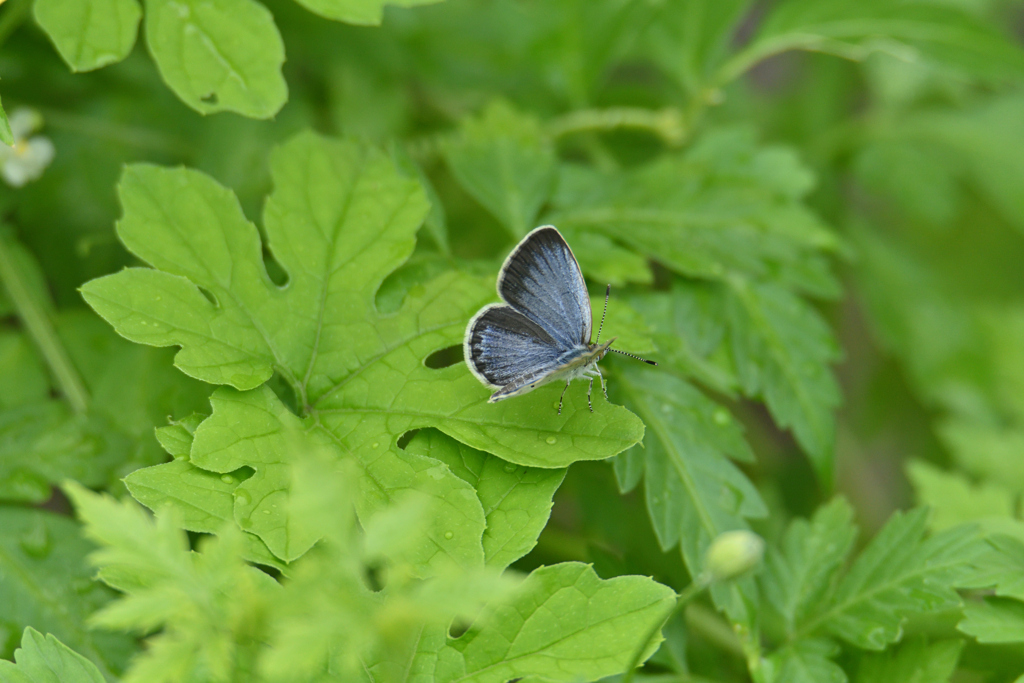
left=609, top=348, right=657, bottom=366
left=595, top=284, right=611, bottom=343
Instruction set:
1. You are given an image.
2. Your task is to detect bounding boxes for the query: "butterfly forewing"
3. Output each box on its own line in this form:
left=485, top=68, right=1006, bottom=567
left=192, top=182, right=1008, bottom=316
left=465, top=304, right=566, bottom=390
left=497, top=226, right=592, bottom=348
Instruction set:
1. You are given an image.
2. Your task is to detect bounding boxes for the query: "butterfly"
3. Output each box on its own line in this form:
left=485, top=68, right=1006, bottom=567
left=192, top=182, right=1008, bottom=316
left=464, top=225, right=655, bottom=414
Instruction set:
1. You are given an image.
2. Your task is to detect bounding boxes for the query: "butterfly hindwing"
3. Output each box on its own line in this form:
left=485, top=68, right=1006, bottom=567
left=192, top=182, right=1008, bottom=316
left=497, top=226, right=592, bottom=349
left=464, top=303, right=568, bottom=391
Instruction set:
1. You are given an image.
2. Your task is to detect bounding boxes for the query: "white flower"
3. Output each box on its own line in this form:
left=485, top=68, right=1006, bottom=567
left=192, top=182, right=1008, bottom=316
left=0, top=108, right=55, bottom=187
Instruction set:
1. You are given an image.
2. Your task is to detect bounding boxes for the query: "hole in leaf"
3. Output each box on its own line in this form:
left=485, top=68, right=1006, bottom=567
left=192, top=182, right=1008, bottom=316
left=200, top=92, right=219, bottom=105
left=229, top=465, right=255, bottom=483
left=363, top=562, right=385, bottom=592
left=255, top=563, right=283, bottom=582
left=424, top=345, right=462, bottom=369
left=263, top=247, right=288, bottom=287
left=448, top=618, right=471, bottom=639
left=197, top=286, right=219, bottom=307
left=396, top=430, right=418, bottom=450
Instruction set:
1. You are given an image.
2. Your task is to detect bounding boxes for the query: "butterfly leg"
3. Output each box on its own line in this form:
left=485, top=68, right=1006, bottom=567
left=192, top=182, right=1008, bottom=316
left=557, top=380, right=571, bottom=415
left=596, top=366, right=608, bottom=401
left=587, top=378, right=594, bottom=412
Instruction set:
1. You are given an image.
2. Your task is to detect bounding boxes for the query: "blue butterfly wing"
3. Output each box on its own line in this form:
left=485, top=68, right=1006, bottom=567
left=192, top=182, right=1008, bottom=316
left=464, top=303, right=567, bottom=390
left=497, top=226, right=592, bottom=349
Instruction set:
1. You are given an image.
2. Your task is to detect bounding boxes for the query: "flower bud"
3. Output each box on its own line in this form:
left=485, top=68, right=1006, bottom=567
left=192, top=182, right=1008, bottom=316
left=704, top=530, right=764, bottom=582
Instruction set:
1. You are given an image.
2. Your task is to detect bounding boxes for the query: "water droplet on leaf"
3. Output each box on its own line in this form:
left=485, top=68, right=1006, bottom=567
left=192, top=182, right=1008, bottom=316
left=545, top=436, right=557, bottom=445
left=235, top=490, right=251, bottom=506
left=221, top=475, right=235, bottom=484
left=444, top=531, right=454, bottom=540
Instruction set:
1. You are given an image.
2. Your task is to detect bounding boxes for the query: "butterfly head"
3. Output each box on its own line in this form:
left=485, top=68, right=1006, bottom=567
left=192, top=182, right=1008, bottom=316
left=587, top=337, right=616, bottom=362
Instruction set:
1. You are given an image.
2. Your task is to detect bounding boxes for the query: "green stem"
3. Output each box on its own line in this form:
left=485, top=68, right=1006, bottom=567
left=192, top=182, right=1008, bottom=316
left=684, top=603, right=746, bottom=660
left=0, top=230, right=90, bottom=413
left=622, top=575, right=713, bottom=683
left=548, top=107, right=688, bottom=147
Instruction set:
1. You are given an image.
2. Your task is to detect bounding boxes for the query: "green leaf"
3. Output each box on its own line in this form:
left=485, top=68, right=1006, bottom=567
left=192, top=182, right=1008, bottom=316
left=551, top=128, right=840, bottom=297
left=187, top=386, right=340, bottom=563
left=853, top=637, right=962, bottom=683
left=939, top=420, right=1024, bottom=494
left=764, top=639, right=845, bottom=683
left=959, top=598, right=1024, bottom=644
left=959, top=534, right=1024, bottom=601
left=901, top=94, right=1024, bottom=235
left=291, top=0, right=444, bottom=25
left=624, top=281, right=736, bottom=396
left=559, top=227, right=653, bottom=288
left=0, top=508, right=134, bottom=679
left=0, top=402, right=95, bottom=502
left=0, top=95, right=13, bottom=147
left=65, top=482, right=279, bottom=683
left=33, top=0, right=141, bottom=72
left=725, top=278, right=840, bottom=483
left=126, top=457, right=287, bottom=570
left=761, top=497, right=858, bottom=636
left=444, top=101, right=557, bottom=239
left=218, top=386, right=487, bottom=571
left=0, top=242, right=206, bottom=502
left=81, top=132, right=643, bottom=470
left=0, top=331, right=48, bottom=408
left=144, top=0, right=287, bottom=118
left=801, top=509, right=982, bottom=650
left=0, top=628, right=105, bottom=683
left=403, top=429, right=565, bottom=569
left=644, top=0, right=752, bottom=94
left=719, top=0, right=1024, bottom=85
left=907, top=461, right=1024, bottom=540
left=612, top=366, right=765, bottom=581
left=433, top=562, right=675, bottom=682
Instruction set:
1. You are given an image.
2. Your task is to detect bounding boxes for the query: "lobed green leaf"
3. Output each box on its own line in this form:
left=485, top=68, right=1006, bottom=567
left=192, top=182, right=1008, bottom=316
left=0, top=628, right=105, bottom=683
left=403, top=429, right=564, bottom=570
left=432, top=562, right=676, bottom=682
left=612, top=366, right=765, bottom=581
left=853, top=637, right=962, bottom=683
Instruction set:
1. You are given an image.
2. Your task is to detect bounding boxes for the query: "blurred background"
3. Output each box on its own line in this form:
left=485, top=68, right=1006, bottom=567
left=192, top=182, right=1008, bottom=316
left=2, top=0, right=1024, bottom=677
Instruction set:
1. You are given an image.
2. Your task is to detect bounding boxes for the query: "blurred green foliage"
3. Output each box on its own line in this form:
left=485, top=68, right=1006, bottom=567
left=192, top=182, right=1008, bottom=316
left=2, top=0, right=1024, bottom=680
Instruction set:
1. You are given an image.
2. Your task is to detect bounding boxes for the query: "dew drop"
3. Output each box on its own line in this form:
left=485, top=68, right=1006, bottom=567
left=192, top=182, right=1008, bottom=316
left=503, top=463, right=517, bottom=473
left=234, top=490, right=251, bottom=506
left=262, top=509, right=271, bottom=515
left=221, top=474, right=235, bottom=485
left=444, top=531, right=454, bottom=540
left=371, top=442, right=379, bottom=449
left=713, top=409, right=730, bottom=425
left=545, top=436, right=557, bottom=445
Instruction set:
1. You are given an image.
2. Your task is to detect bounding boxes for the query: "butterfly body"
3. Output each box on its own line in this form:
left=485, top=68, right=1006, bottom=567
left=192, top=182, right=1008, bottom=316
left=464, top=225, right=653, bottom=413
